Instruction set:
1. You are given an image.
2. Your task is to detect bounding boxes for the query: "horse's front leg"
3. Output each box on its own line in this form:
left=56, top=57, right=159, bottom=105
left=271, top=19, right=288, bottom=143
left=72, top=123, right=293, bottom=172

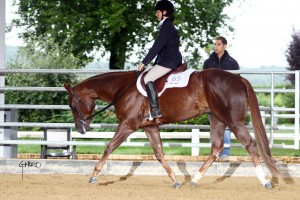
left=89, top=123, right=134, bottom=183
left=144, top=126, right=181, bottom=189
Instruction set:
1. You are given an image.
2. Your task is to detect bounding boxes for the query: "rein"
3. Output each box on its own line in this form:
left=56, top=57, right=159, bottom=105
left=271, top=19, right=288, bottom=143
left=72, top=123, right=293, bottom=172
left=72, top=71, right=141, bottom=121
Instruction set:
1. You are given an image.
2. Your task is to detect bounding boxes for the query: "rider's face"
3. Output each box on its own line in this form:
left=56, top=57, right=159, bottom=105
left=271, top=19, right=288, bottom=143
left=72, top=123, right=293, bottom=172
left=156, top=10, right=166, bottom=21
left=214, top=39, right=226, bottom=55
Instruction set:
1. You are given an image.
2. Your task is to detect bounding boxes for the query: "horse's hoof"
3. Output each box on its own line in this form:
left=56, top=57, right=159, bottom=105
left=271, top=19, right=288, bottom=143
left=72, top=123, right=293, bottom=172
left=172, top=182, right=181, bottom=189
left=190, top=181, right=198, bottom=187
left=264, top=182, right=272, bottom=189
left=89, top=177, right=98, bottom=184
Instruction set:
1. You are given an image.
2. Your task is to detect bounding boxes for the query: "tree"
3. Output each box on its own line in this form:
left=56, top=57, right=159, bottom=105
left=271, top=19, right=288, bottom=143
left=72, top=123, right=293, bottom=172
left=5, top=38, right=82, bottom=128
left=286, top=29, right=300, bottom=84
left=10, top=0, right=236, bottom=69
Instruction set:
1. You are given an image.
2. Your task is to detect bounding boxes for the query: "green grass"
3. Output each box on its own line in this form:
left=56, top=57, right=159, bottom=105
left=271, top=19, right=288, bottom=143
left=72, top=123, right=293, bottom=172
left=17, top=138, right=300, bottom=157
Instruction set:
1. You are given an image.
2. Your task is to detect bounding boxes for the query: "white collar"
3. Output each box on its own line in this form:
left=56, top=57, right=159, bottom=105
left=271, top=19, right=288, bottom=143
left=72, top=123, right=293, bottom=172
left=158, top=17, right=168, bottom=29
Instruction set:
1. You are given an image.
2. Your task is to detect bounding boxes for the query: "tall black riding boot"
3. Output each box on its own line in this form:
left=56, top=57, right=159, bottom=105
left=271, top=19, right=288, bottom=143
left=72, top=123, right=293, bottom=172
left=145, top=81, right=162, bottom=120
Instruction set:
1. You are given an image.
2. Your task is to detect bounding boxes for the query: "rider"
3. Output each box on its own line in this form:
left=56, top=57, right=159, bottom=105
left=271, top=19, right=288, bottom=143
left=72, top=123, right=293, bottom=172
left=137, top=0, right=182, bottom=120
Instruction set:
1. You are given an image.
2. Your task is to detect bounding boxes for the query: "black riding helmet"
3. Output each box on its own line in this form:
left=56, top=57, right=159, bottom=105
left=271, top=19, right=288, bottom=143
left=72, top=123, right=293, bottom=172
left=155, top=0, right=175, bottom=14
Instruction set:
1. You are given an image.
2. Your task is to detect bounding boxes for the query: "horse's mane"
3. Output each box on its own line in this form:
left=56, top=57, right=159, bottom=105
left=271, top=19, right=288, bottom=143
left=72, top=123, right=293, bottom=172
left=83, top=70, right=137, bottom=83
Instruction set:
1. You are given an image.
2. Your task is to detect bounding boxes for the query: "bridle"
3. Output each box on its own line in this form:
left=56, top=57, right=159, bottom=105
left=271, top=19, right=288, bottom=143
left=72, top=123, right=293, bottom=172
left=70, top=71, right=141, bottom=125
left=71, top=90, right=118, bottom=126
left=71, top=92, right=94, bottom=122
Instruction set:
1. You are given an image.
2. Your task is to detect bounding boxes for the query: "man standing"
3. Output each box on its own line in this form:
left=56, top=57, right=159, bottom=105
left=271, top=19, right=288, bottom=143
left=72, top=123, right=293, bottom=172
left=203, top=36, right=239, bottom=162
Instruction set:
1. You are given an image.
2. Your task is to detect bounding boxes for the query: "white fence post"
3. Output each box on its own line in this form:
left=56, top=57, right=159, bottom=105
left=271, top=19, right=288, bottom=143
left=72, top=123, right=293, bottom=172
left=2, top=110, right=18, bottom=158
left=295, top=70, right=300, bottom=149
left=191, top=129, right=199, bottom=156
left=269, top=73, right=275, bottom=147
left=0, top=0, right=6, bottom=158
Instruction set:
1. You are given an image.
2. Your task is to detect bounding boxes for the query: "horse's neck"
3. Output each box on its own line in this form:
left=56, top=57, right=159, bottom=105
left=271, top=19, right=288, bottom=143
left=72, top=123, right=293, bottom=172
left=78, top=71, right=136, bottom=103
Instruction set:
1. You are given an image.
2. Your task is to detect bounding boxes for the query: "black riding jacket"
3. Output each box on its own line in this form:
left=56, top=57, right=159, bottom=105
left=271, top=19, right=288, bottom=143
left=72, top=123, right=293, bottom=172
left=142, top=18, right=182, bottom=69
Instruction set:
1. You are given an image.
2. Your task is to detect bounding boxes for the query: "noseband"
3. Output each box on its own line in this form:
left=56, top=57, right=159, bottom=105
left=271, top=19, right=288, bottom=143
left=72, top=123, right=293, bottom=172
left=72, top=92, right=93, bottom=127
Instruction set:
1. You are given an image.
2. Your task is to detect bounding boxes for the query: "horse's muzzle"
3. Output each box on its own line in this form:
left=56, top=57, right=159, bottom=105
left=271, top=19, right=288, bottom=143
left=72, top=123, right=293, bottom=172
left=76, top=120, right=90, bottom=134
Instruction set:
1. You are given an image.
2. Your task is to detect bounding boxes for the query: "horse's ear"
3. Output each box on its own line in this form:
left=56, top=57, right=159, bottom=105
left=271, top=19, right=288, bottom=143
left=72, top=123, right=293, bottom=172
left=64, top=83, right=72, bottom=93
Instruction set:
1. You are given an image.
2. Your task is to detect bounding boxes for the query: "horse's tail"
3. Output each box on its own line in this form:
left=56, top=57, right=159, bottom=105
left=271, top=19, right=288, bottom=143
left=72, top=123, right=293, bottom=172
left=241, top=77, right=281, bottom=177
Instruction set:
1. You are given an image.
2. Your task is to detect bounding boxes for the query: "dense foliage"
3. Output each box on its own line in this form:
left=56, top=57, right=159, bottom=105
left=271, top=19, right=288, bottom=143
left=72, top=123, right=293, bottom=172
left=286, top=29, right=300, bottom=84
left=10, top=0, right=236, bottom=69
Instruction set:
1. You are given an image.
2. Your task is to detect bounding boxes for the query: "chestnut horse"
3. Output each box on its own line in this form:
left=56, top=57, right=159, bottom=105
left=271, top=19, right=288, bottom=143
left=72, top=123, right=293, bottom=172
left=64, top=68, right=280, bottom=189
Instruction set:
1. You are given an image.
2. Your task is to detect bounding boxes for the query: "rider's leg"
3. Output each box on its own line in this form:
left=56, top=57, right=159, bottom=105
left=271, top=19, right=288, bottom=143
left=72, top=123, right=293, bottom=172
left=144, top=65, right=171, bottom=119
left=145, top=81, right=162, bottom=118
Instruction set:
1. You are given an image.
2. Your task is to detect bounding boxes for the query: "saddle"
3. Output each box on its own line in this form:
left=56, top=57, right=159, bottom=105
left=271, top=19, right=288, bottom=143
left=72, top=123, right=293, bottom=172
left=140, top=63, right=187, bottom=93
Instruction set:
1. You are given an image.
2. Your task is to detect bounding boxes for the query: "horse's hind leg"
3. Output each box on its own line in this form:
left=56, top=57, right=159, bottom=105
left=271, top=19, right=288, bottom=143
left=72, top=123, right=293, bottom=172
left=231, top=124, right=272, bottom=189
left=89, top=122, right=134, bottom=183
left=191, top=114, right=226, bottom=186
left=144, top=126, right=181, bottom=189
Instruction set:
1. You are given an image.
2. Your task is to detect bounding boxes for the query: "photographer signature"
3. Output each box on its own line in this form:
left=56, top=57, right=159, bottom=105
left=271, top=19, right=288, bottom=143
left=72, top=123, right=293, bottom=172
left=19, top=160, right=41, bottom=168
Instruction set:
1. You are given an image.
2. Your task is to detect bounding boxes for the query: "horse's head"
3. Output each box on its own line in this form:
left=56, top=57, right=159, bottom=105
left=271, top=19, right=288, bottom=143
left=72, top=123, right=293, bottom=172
left=64, top=83, right=95, bottom=134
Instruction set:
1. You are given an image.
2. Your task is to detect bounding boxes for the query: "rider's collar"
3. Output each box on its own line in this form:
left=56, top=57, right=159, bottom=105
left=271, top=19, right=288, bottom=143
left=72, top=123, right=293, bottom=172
left=158, top=17, right=168, bottom=29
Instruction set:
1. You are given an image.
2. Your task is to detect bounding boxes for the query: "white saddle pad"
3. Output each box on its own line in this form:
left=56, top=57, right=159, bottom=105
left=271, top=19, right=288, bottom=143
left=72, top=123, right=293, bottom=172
left=136, top=69, right=195, bottom=97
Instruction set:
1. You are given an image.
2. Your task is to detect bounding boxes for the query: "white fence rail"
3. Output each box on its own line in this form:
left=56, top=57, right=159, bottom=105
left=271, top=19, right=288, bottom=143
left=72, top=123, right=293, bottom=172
left=0, top=69, right=299, bottom=158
